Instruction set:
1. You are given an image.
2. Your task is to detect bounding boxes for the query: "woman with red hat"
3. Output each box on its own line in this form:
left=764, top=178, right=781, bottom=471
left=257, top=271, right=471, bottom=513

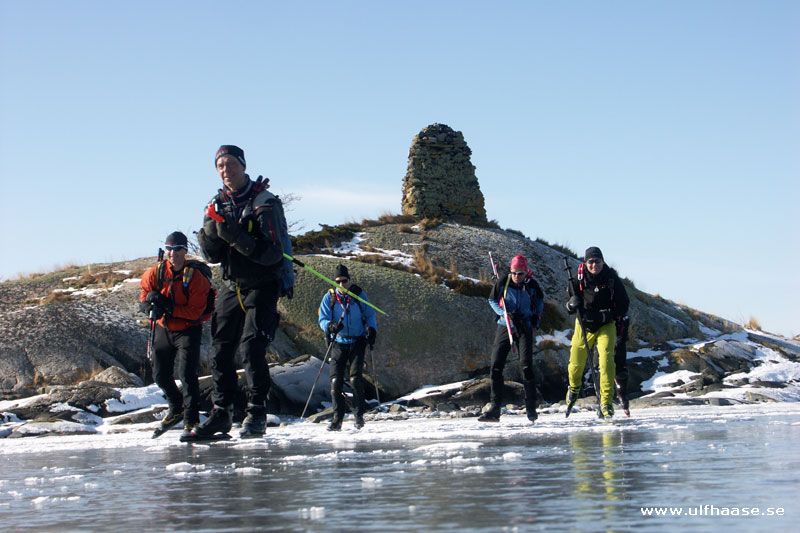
left=480, top=254, right=544, bottom=423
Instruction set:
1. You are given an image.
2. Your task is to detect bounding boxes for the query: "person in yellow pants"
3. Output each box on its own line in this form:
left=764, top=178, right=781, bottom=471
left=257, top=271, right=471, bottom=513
left=568, top=321, right=616, bottom=410
left=565, top=247, right=629, bottom=418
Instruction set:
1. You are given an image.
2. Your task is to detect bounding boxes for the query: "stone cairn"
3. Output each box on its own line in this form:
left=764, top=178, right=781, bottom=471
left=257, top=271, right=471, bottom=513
left=401, top=123, right=488, bottom=225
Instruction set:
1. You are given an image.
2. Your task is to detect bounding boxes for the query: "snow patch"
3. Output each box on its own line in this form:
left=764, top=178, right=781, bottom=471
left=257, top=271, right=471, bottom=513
left=641, top=370, right=701, bottom=392
left=628, top=347, right=666, bottom=359
left=105, top=384, right=164, bottom=413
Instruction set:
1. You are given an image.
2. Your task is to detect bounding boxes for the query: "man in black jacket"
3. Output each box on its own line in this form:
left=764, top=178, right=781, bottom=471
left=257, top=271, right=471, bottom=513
left=565, top=247, right=629, bottom=418
left=192, top=145, right=294, bottom=439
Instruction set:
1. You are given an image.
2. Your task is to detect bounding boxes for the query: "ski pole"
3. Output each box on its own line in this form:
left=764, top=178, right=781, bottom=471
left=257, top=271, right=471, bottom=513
left=563, top=257, right=602, bottom=408
left=283, top=253, right=387, bottom=316
left=369, top=344, right=380, bottom=405
left=300, top=334, right=337, bottom=419
left=300, top=297, right=351, bottom=419
left=145, top=248, right=165, bottom=364
left=146, top=318, right=156, bottom=362
left=489, top=252, right=518, bottom=356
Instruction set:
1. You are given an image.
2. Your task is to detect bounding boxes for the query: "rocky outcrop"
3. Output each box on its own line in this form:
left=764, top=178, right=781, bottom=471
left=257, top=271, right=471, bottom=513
left=356, top=222, right=734, bottom=345
left=401, top=124, right=488, bottom=225
left=0, top=300, right=146, bottom=392
left=0, top=269, right=302, bottom=397
left=278, top=257, right=513, bottom=398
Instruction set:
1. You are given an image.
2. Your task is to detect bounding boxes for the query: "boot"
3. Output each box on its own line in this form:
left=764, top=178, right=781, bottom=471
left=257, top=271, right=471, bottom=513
left=566, top=386, right=579, bottom=410
left=180, top=411, right=200, bottom=440
left=600, top=403, right=614, bottom=420
left=151, top=405, right=183, bottom=438
left=159, top=406, right=183, bottom=430
left=478, top=401, right=501, bottom=422
left=240, top=403, right=267, bottom=439
left=615, top=377, right=629, bottom=412
left=328, top=377, right=345, bottom=431
left=192, top=405, right=232, bottom=437
left=523, top=380, right=538, bottom=423
left=352, top=376, right=366, bottom=429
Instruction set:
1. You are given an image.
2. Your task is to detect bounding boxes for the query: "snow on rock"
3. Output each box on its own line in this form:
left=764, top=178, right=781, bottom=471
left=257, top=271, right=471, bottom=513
left=628, top=347, right=666, bottom=360
left=641, top=370, right=702, bottom=393
left=104, top=384, right=164, bottom=413
left=726, top=347, right=800, bottom=383
left=11, top=420, right=98, bottom=438
left=397, top=381, right=476, bottom=403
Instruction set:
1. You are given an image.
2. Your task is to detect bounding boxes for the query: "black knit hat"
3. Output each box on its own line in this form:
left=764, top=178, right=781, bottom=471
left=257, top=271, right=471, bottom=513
left=215, top=145, right=246, bottom=167
left=584, top=246, right=604, bottom=261
left=334, top=264, right=350, bottom=280
left=165, top=231, right=188, bottom=249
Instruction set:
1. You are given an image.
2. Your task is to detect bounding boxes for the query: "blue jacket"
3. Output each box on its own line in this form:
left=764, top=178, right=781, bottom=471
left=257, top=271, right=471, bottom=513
left=488, top=273, right=544, bottom=329
left=318, top=286, right=377, bottom=345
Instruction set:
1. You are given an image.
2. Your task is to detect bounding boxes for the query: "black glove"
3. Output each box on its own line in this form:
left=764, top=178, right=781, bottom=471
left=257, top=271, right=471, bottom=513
left=327, top=321, right=344, bottom=336
left=365, top=327, right=377, bottom=347
left=202, top=215, right=220, bottom=241
left=282, top=285, right=294, bottom=300
left=144, top=291, right=173, bottom=319
left=510, top=310, right=528, bottom=330
left=566, top=295, right=582, bottom=314
left=216, top=213, right=256, bottom=256
left=215, top=212, right=240, bottom=243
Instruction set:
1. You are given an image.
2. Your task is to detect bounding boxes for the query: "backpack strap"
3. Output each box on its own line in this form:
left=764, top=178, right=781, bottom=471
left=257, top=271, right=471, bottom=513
left=329, top=286, right=367, bottom=327
left=155, top=260, right=173, bottom=299
left=181, top=266, right=195, bottom=300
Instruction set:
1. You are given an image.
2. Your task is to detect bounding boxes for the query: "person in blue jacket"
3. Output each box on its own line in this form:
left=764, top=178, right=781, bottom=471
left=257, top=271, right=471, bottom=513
left=318, top=264, right=377, bottom=431
left=481, top=254, right=544, bottom=423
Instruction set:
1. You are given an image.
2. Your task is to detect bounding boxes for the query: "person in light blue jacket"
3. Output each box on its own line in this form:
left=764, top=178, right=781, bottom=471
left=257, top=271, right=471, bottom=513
left=318, top=264, right=377, bottom=431
left=480, top=254, right=544, bottom=423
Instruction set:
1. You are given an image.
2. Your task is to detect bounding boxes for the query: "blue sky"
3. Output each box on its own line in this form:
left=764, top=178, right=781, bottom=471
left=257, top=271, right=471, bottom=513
left=1, top=1, right=797, bottom=337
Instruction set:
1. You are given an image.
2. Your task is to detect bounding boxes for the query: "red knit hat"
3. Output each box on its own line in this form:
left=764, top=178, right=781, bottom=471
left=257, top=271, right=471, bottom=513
left=510, top=255, right=528, bottom=271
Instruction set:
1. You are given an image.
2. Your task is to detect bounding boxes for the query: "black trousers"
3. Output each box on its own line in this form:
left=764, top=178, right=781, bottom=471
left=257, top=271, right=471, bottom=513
left=209, top=281, right=280, bottom=407
left=151, top=324, right=202, bottom=420
left=329, top=339, right=367, bottom=421
left=489, top=323, right=536, bottom=407
left=614, top=321, right=629, bottom=385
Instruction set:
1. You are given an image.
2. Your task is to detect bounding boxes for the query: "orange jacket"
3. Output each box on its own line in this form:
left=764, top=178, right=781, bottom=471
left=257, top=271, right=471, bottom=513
left=139, top=261, right=211, bottom=331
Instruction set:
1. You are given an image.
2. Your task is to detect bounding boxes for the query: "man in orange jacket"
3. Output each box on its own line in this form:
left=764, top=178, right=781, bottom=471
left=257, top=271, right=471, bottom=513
left=139, top=231, right=211, bottom=438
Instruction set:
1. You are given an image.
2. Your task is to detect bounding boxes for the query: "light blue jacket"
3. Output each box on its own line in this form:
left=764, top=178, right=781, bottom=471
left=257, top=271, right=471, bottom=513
left=318, top=286, right=377, bottom=344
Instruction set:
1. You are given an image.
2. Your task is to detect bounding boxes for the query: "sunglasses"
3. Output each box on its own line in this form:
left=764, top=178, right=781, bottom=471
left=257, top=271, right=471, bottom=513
left=511, top=271, right=526, bottom=276
left=586, top=259, right=602, bottom=265
left=335, top=278, right=350, bottom=283
left=165, top=245, right=187, bottom=251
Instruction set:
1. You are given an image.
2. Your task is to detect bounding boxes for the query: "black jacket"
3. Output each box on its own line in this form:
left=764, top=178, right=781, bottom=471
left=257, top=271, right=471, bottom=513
left=198, top=177, right=288, bottom=290
left=569, top=264, right=629, bottom=332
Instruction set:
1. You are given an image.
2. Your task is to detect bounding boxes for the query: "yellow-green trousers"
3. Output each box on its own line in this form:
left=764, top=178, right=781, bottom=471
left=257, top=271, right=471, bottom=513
left=568, top=320, right=617, bottom=407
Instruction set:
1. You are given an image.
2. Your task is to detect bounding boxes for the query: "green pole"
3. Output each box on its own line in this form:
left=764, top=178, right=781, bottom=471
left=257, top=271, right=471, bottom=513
left=283, top=253, right=388, bottom=316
